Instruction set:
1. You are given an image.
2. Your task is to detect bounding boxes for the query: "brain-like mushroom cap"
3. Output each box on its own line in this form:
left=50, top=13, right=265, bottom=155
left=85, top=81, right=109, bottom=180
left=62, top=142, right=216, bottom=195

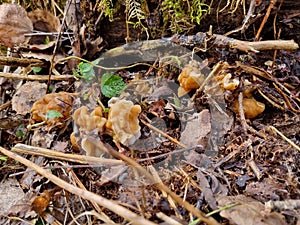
left=73, top=106, right=107, bottom=132
left=106, top=98, right=141, bottom=146
left=178, top=61, right=205, bottom=97
left=30, top=92, right=74, bottom=125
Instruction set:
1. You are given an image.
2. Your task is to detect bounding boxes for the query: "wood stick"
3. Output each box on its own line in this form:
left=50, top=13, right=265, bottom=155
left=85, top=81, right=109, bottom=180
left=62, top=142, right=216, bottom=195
left=0, top=72, right=74, bottom=81
left=0, top=56, right=47, bottom=67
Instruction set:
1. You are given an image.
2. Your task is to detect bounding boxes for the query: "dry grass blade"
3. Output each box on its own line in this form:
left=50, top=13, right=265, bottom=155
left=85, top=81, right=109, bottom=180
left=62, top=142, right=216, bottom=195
left=0, top=146, right=158, bottom=225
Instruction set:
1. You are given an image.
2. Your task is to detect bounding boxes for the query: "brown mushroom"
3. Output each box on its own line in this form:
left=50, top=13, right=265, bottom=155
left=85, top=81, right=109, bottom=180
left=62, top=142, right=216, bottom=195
left=106, top=98, right=141, bottom=146
left=73, top=106, right=107, bottom=132
left=233, top=97, right=265, bottom=119
left=30, top=92, right=74, bottom=125
left=177, top=60, right=205, bottom=97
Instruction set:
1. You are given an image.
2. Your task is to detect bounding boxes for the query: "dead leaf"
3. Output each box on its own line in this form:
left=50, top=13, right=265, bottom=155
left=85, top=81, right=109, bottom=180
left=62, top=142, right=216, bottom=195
left=0, top=115, right=27, bottom=129
left=0, top=178, right=25, bottom=215
left=0, top=3, right=33, bottom=47
left=28, top=9, right=60, bottom=45
left=28, top=9, right=60, bottom=32
left=22, top=52, right=65, bottom=63
left=197, top=170, right=218, bottom=210
left=20, top=156, right=44, bottom=189
left=180, top=109, right=211, bottom=148
left=245, top=179, right=287, bottom=202
left=217, top=195, right=288, bottom=225
left=12, top=82, right=47, bottom=115
left=31, top=129, right=55, bottom=148
left=99, top=165, right=129, bottom=185
left=52, top=141, right=69, bottom=152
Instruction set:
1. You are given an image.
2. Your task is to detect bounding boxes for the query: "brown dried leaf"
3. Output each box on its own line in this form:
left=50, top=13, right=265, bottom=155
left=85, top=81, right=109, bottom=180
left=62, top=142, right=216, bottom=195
left=12, top=82, right=47, bottom=115
left=0, top=178, right=25, bottom=215
left=245, top=179, right=287, bottom=202
left=28, top=10, right=60, bottom=32
left=180, top=109, right=211, bottom=148
left=217, top=195, right=288, bottom=225
left=27, top=9, right=60, bottom=45
left=197, top=170, right=217, bottom=210
left=0, top=3, right=33, bottom=47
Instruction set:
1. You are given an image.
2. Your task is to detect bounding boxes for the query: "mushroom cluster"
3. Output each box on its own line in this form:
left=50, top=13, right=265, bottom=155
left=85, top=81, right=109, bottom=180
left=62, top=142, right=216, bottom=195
left=71, top=98, right=142, bottom=156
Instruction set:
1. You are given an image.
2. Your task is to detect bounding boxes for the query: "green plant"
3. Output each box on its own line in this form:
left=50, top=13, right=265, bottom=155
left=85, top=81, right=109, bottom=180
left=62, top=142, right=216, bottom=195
left=100, top=73, right=126, bottom=98
left=125, top=0, right=149, bottom=38
left=190, top=0, right=210, bottom=24
left=162, top=0, right=210, bottom=33
left=46, top=110, right=63, bottom=121
left=32, top=67, right=42, bottom=74
left=97, top=0, right=115, bottom=21
left=44, top=36, right=50, bottom=45
left=0, top=156, right=7, bottom=161
left=16, top=124, right=26, bottom=141
left=72, top=58, right=101, bottom=82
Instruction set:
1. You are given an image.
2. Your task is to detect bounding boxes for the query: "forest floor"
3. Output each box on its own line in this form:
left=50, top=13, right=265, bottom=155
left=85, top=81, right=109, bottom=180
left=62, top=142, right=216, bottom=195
left=0, top=0, right=299, bottom=225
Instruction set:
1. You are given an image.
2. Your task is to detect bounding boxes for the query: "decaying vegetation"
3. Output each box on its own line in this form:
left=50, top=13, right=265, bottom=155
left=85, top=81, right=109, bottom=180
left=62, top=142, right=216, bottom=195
left=0, top=0, right=299, bottom=225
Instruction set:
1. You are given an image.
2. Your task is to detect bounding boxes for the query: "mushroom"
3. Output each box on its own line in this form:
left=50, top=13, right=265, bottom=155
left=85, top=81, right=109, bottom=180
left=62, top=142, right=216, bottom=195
left=233, top=97, right=265, bottom=119
left=221, top=73, right=240, bottom=91
left=106, top=98, right=141, bottom=146
left=81, top=137, right=107, bottom=157
left=177, top=60, right=205, bottom=97
left=73, top=106, right=107, bottom=132
left=30, top=92, right=74, bottom=125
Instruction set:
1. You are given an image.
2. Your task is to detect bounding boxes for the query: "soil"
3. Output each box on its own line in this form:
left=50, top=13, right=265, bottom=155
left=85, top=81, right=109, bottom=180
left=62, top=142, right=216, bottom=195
left=0, top=0, right=299, bottom=225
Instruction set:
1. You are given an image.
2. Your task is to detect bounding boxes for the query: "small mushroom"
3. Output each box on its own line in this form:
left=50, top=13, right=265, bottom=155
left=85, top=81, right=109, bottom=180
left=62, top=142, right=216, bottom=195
left=178, top=61, right=205, bottom=97
left=222, top=73, right=240, bottom=91
left=106, top=98, right=141, bottom=146
left=81, top=137, right=107, bottom=157
left=233, top=97, right=265, bottom=119
left=73, top=106, right=106, bottom=132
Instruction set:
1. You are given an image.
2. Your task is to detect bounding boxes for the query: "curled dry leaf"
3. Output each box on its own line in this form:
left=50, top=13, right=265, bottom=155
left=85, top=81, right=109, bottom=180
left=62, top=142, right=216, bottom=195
left=180, top=109, right=211, bottom=148
left=28, top=9, right=60, bottom=32
left=30, top=92, right=74, bottom=125
left=106, top=98, right=142, bottom=146
left=0, top=3, right=33, bottom=47
left=217, top=195, right=288, bottom=225
left=73, top=106, right=107, bottom=132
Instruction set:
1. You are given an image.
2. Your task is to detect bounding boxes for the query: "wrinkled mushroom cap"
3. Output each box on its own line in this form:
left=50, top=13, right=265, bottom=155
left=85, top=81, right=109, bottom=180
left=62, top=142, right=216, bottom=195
left=73, top=106, right=107, bottom=132
left=233, top=97, right=265, bottom=119
left=30, top=92, right=74, bottom=125
left=178, top=62, right=205, bottom=97
left=106, top=99, right=141, bottom=146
